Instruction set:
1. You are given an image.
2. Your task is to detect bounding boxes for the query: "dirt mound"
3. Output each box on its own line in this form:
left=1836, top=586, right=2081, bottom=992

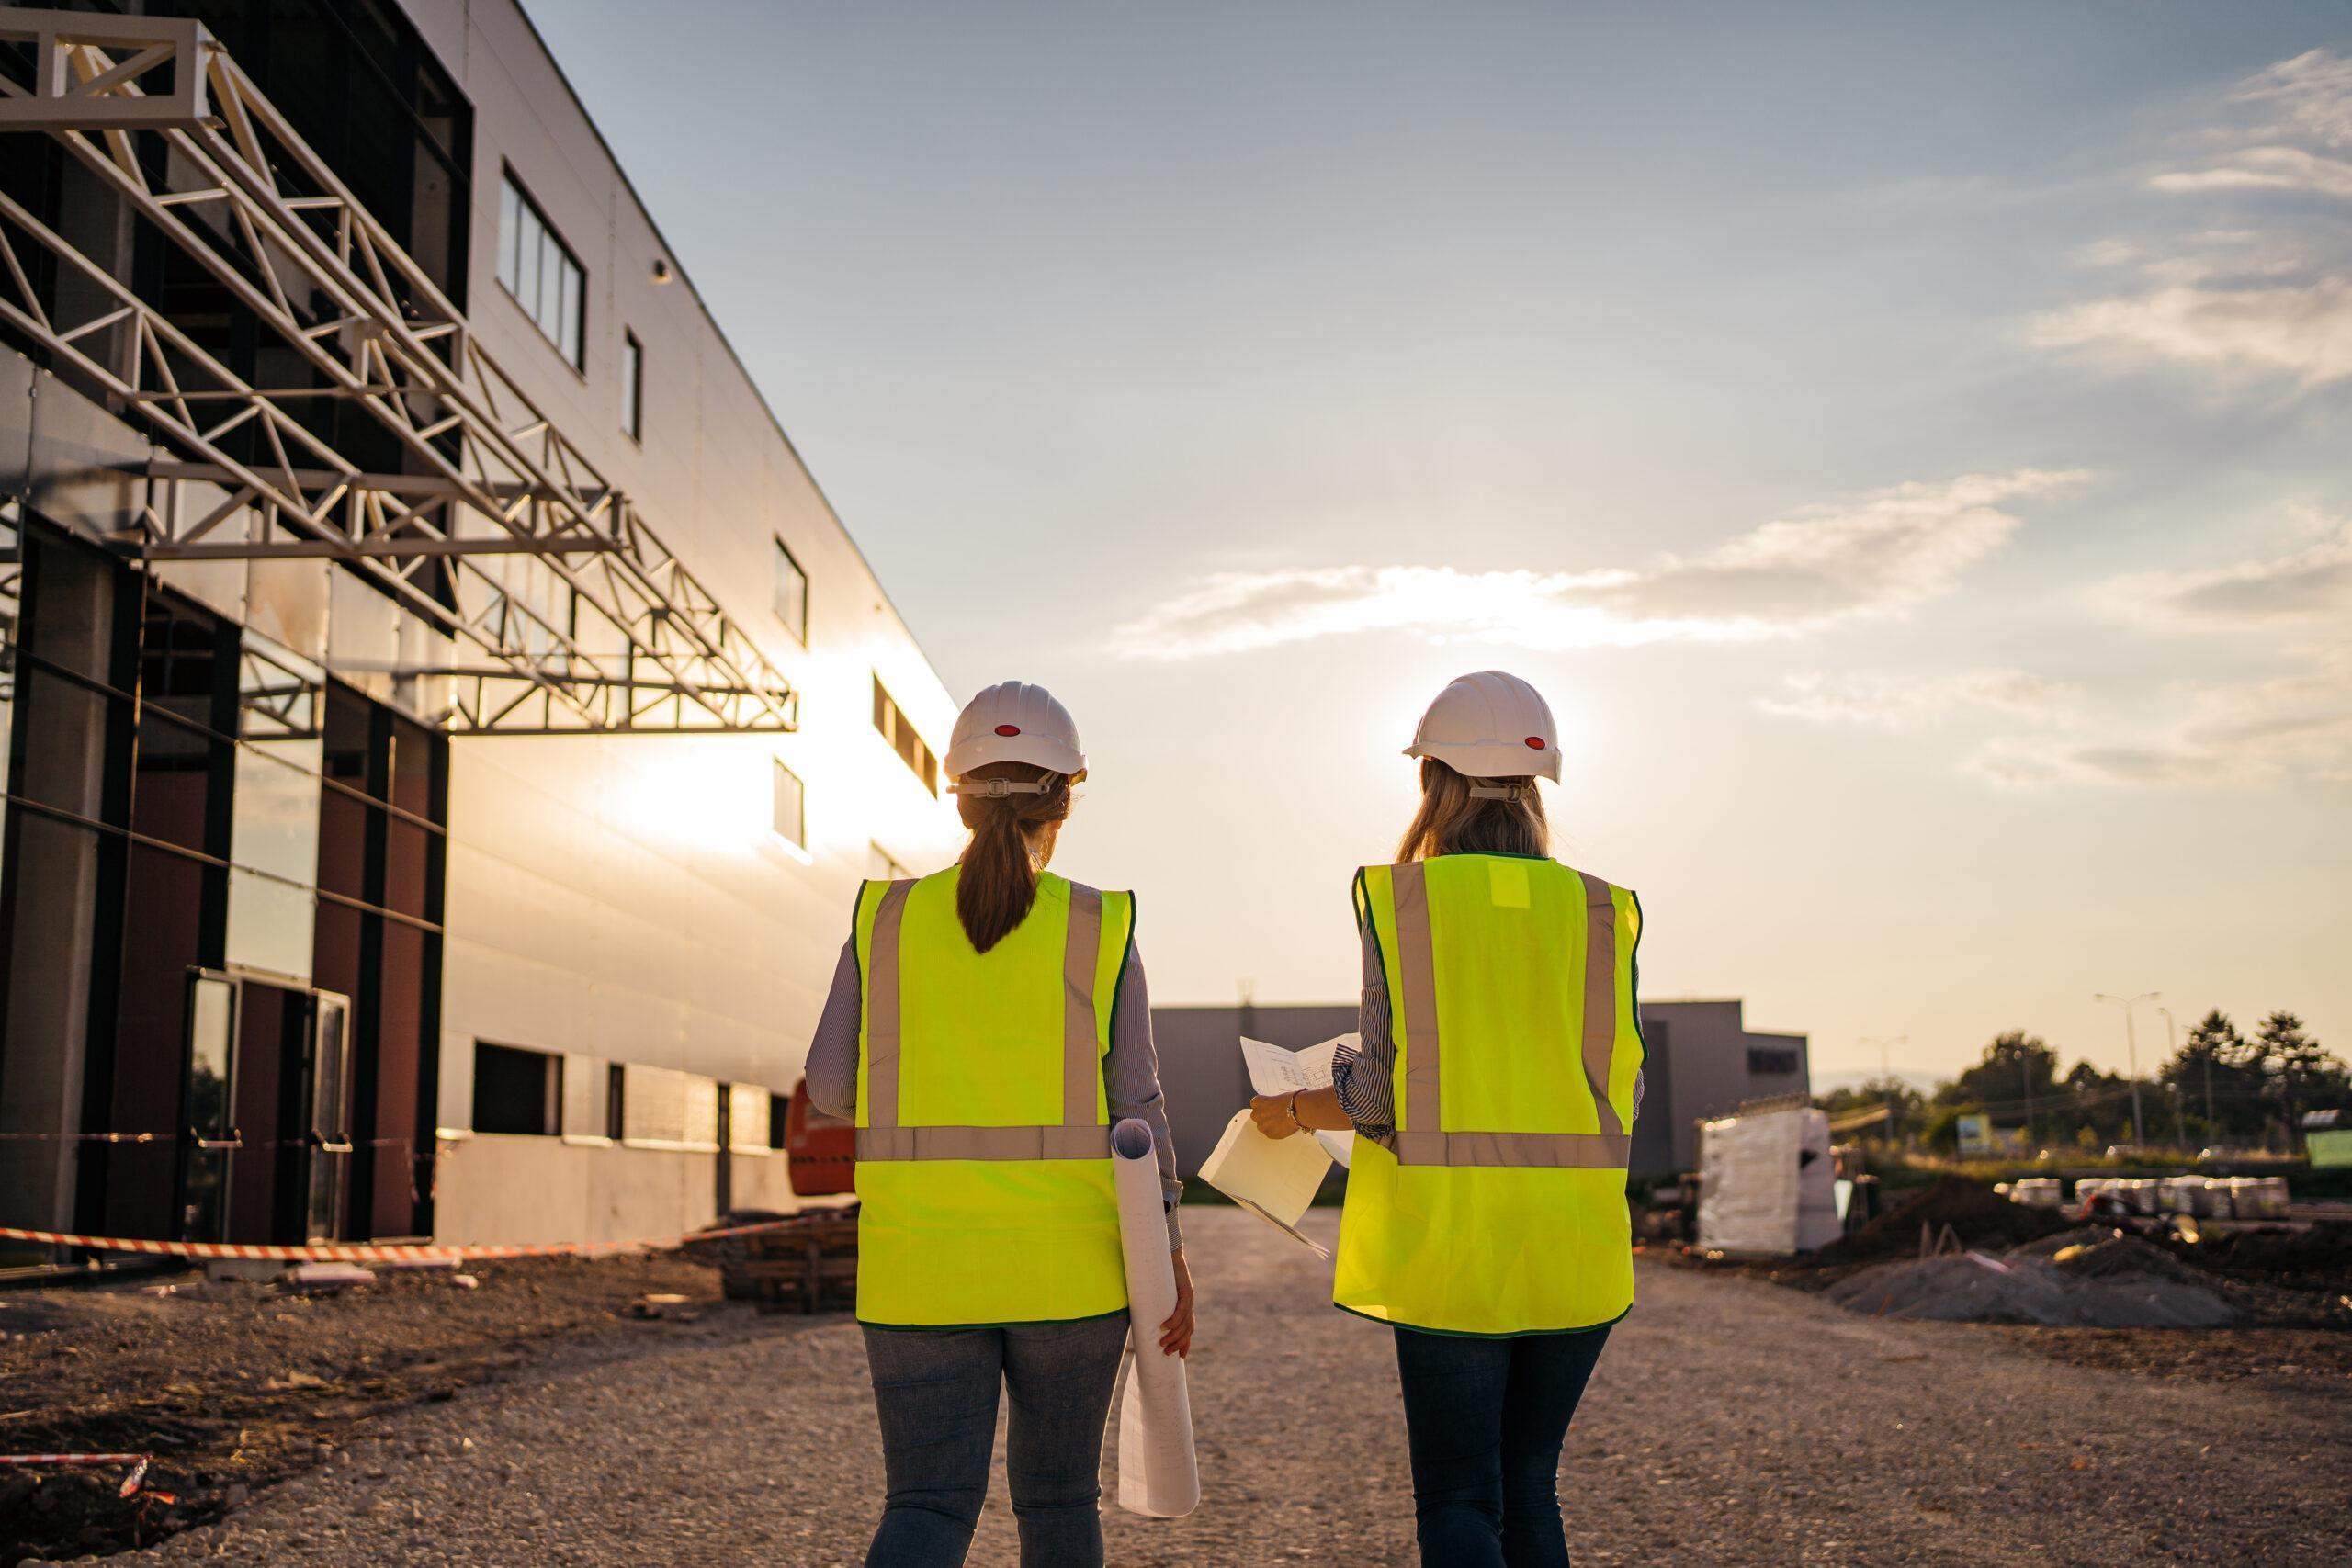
left=1824, top=1245, right=2238, bottom=1328
left=2173, top=1222, right=2352, bottom=1292
left=1811, top=1175, right=2074, bottom=1267
left=2053, top=1235, right=2206, bottom=1288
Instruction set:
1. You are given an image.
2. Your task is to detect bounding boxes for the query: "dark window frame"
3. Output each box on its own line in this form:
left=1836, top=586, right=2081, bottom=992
left=494, top=164, right=586, bottom=371
left=870, top=676, right=938, bottom=795
left=471, top=1040, right=562, bottom=1136
left=620, top=330, right=643, bottom=442
left=772, top=538, right=808, bottom=646
left=772, top=758, right=806, bottom=847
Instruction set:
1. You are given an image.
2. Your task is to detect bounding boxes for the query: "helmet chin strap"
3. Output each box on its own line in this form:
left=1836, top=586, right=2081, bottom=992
left=949, top=778, right=1052, bottom=797
left=1467, top=784, right=1530, bottom=802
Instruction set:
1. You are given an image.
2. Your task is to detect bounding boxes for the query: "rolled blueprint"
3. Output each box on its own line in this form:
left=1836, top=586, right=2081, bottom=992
left=1110, top=1117, right=1200, bottom=1518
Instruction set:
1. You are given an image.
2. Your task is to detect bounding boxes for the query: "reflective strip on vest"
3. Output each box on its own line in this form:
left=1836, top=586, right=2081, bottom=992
left=860, top=879, right=1107, bottom=1160
left=1385, top=860, right=1627, bottom=1168
left=854, top=1126, right=1113, bottom=1161
left=1374, top=1129, right=1633, bottom=1168
left=863, top=879, right=915, bottom=1130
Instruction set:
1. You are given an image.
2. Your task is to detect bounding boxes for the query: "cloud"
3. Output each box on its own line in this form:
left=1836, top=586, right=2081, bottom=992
left=2233, top=47, right=2352, bottom=150
left=1112, top=470, right=2086, bottom=659
left=2148, top=147, right=2352, bottom=201
left=2031, top=49, right=2352, bottom=393
left=2023, top=276, right=2352, bottom=390
left=1972, top=648, right=2352, bottom=790
left=2093, top=509, right=2352, bottom=626
left=1758, top=670, right=2078, bottom=729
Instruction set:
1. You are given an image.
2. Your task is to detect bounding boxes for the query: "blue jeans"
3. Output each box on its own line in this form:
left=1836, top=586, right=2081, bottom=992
left=861, top=1313, right=1128, bottom=1568
left=1391, top=1323, right=1613, bottom=1568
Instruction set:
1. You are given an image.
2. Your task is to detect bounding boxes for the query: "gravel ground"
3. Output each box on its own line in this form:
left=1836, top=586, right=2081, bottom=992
left=136, top=1209, right=2348, bottom=1566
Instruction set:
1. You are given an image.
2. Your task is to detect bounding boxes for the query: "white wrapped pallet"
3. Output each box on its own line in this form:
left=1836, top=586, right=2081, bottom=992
left=1696, top=1108, right=1841, bottom=1256
left=2010, top=1178, right=2064, bottom=1208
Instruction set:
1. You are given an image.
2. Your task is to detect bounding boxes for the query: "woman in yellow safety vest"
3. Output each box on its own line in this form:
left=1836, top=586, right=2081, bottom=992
left=1253, top=670, right=1643, bottom=1568
left=803, top=679, right=1193, bottom=1568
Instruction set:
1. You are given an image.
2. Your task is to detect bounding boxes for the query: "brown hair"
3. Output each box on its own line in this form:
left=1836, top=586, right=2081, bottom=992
left=955, top=761, right=1074, bottom=953
left=1395, top=758, right=1549, bottom=863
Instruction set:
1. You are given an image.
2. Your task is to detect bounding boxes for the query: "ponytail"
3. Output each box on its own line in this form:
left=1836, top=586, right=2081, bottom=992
left=955, top=763, right=1073, bottom=953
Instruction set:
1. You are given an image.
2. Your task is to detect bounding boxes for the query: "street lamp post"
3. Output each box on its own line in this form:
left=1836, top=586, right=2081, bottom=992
left=2155, top=1004, right=2187, bottom=1148
left=2094, top=991, right=2158, bottom=1149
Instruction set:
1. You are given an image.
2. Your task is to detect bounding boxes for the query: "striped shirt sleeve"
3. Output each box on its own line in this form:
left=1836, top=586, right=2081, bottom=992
left=1331, top=907, right=1398, bottom=1137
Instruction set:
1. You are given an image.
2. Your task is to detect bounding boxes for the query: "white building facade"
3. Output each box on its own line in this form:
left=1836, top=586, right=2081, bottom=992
left=0, top=0, right=960, bottom=1254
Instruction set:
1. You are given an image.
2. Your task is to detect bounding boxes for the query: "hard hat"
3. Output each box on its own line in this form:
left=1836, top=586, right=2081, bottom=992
left=1404, top=670, right=1561, bottom=784
left=944, top=681, right=1086, bottom=786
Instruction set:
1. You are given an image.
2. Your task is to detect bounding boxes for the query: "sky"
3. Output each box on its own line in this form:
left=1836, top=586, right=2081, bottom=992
left=526, top=1, right=2350, bottom=1089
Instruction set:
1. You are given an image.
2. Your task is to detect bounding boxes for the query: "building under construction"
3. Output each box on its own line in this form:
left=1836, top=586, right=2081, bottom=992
left=0, top=0, right=963, bottom=1253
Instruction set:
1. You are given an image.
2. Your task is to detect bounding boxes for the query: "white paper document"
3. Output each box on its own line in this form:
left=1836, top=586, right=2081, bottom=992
left=1238, top=1034, right=1356, bottom=1168
left=1109, top=1119, right=1199, bottom=1518
left=1197, top=1110, right=1333, bottom=1258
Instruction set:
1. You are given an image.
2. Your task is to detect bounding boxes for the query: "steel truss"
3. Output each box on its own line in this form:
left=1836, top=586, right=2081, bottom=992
left=0, top=8, right=797, bottom=735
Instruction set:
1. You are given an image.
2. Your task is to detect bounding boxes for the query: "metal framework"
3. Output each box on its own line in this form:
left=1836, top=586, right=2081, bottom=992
left=0, top=8, right=797, bottom=734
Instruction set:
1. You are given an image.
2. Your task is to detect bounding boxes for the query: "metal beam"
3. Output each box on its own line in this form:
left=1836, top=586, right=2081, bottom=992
left=0, top=8, right=800, bottom=737
left=0, top=12, right=207, bottom=128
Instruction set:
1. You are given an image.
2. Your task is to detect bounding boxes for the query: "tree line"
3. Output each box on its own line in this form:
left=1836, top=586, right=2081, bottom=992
left=1815, top=1010, right=2347, bottom=1153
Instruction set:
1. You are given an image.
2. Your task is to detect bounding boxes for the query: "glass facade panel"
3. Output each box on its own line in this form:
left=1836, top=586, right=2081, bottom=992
left=182, top=975, right=234, bottom=1240
left=1, top=530, right=448, bottom=1243
left=224, top=867, right=316, bottom=981
left=307, top=994, right=351, bottom=1242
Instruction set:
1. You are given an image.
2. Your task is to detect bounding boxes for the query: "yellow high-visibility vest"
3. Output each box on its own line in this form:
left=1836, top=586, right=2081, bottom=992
left=1334, top=853, right=1644, bottom=1337
left=852, top=866, right=1134, bottom=1327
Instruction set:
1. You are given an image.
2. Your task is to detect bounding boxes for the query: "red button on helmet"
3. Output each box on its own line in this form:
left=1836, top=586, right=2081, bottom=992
left=1524, top=736, right=1545, bottom=750
left=995, top=724, right=1022, bottom=737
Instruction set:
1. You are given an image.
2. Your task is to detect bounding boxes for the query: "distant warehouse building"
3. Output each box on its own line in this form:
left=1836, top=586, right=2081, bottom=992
left=0, top=0, right=961, bottom=1255
left=1154, top=997, right=1808, bottom=1181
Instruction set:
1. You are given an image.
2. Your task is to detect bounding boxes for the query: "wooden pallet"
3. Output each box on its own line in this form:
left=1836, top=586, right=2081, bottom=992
left=729, top=1213, right=860, bottom=1314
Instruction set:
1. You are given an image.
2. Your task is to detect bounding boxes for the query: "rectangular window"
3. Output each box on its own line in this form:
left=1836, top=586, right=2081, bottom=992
left=494, top=168, right=585, bottom=368
left=621, top=331, right=643, bottom=441
left=1747, top=1045, right=1802, bottom=1077
left=770, top=1092, right=790, bottom=1151
left=605, top=1063, right=626, bottom=1142
left=773, top=759, right=806, bottom=846
left=871, top=675, right=938, bottom=795
left=773, top=539, right=808, bottom=644
left=473, top=1042, right=562, bottom=1135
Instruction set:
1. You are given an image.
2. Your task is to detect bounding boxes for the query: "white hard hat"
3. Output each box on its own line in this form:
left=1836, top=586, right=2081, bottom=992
left=944, top=681, right=1086, bottom=786
left=1404, top=670, right=1561, bottom=784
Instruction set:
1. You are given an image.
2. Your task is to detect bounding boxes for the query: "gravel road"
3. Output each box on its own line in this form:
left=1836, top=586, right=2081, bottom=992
left=143, top=1209, right=2348, bottom=1565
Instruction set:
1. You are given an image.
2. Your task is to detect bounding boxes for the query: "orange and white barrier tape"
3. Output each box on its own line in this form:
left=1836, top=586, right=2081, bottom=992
left=0, top=1214, right=808, bottom=1264
left=0, top=1454, right=153, bottom=1497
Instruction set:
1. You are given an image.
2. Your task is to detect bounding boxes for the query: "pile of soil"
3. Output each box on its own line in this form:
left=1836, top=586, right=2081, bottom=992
left=0, top=1251, right=725, bottom=1564
left=2168, top=1221, right=2352, bottom=1294
left=1810, top=1175, right=2074, bottom=1268
left=1823, top=1238, right=2239, bottom=1328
